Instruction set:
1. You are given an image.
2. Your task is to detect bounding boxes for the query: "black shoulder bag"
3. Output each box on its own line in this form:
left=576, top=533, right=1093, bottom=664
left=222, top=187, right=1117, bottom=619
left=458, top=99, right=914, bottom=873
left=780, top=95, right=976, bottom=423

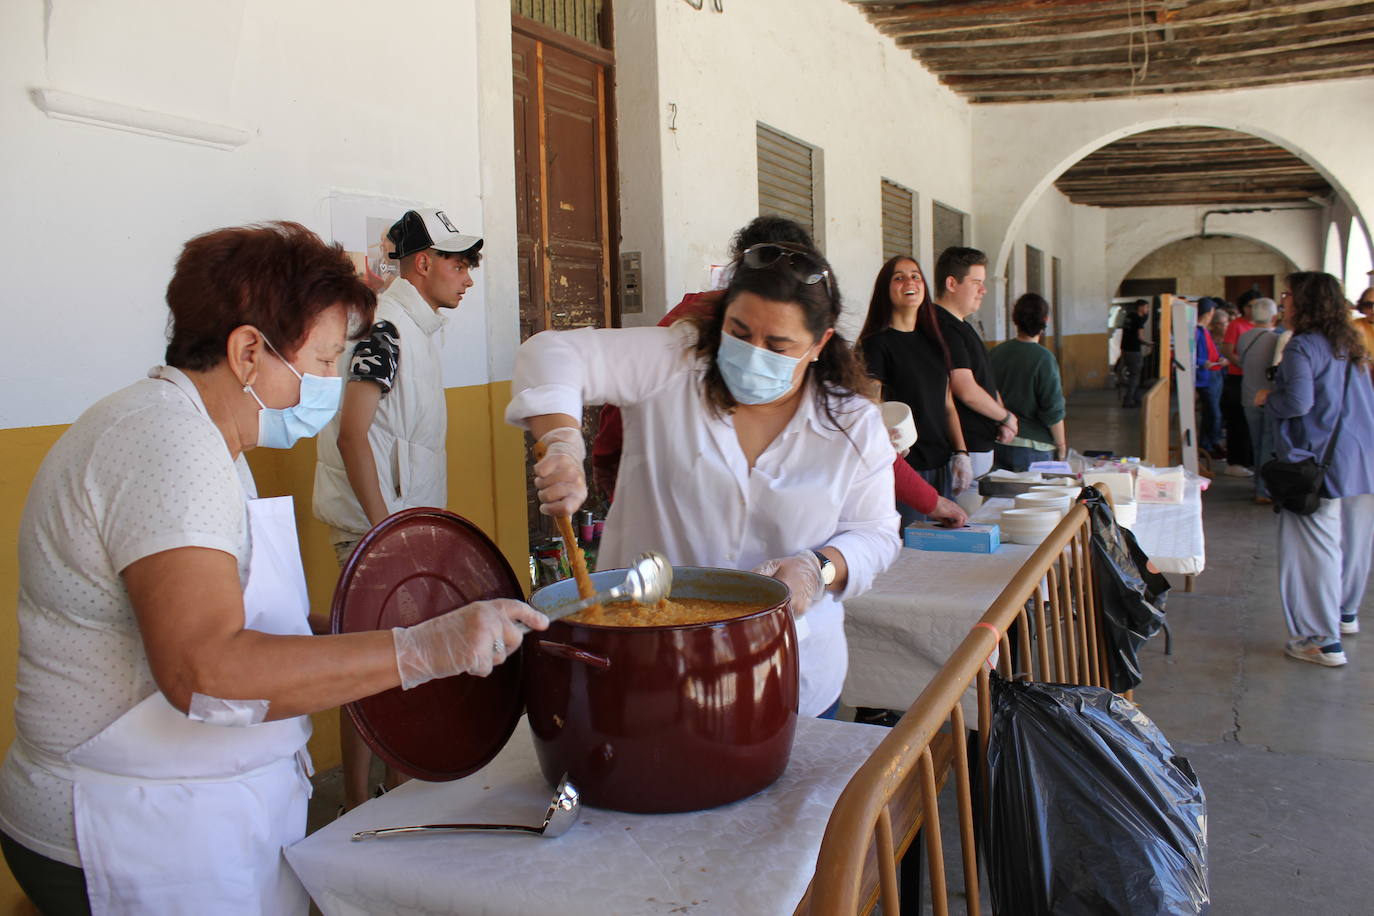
left=1259, top=360, right=1353, bottom=515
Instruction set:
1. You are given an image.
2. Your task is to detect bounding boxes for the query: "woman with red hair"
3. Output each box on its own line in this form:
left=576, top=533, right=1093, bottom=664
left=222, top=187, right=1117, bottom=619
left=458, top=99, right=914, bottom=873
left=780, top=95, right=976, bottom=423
left=0, top=223, right=545, bottom=915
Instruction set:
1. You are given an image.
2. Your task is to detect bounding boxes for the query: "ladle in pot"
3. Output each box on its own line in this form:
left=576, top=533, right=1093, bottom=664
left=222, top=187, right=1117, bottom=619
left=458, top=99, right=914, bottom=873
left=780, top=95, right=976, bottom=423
left=527, top=551, right=673, bottom=627
left=351, top=777, right=581, bottom=842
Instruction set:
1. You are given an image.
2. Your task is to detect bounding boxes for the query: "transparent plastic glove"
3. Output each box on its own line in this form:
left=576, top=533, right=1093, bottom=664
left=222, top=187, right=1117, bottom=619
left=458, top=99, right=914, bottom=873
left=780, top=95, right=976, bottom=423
left=928, top=496, right=969, bottom=528
left=392, top=599, right=549, bottom=690
left=951, top=453, right=974, bottom=494
left=534, top=427, right=587, bottom=518
left=752, top=550, right=826, bottom=618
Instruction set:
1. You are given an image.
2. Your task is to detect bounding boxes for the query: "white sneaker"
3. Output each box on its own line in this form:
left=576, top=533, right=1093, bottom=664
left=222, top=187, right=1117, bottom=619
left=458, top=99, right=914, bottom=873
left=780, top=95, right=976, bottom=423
left=1223, top=464, right=1255, bottom=478
left=1285, top=637, right=1347, bottom=666
left=1341, top=616, right=1360, bottom=635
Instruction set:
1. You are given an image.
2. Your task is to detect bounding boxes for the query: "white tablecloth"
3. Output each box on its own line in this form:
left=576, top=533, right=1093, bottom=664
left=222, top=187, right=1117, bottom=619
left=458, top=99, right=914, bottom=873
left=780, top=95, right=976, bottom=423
left=1130, top=480, right=1206, bottom=577
left=842, top=483, right=1204, bottom=711
left=842, top=537, right=1032, bottom=711
left=286, top=716, right=887, bottom=916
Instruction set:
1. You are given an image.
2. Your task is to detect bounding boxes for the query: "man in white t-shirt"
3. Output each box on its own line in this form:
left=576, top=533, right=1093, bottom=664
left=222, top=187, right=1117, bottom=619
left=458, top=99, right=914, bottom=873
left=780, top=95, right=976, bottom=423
left=313, top=208, right=482, bottom=807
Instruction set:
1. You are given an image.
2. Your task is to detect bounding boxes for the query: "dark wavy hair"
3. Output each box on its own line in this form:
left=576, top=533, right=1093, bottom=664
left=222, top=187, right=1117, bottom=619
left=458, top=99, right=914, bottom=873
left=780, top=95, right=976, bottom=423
left=1012, top=293, right=1050, bottom=337
left=1287, top=271, right=1366, bottom=363
left=688, top=246, right=869, bottom=433
left=165, top=222, right=375, bottom=370
left=858, top=255, right=951, bottom=371
left=728, top=215, right=816, bottom=259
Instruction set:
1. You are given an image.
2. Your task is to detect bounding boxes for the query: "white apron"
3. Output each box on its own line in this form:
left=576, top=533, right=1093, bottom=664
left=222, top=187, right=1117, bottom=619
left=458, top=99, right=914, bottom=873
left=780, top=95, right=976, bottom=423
left=32, top=369, right=315, bottom=915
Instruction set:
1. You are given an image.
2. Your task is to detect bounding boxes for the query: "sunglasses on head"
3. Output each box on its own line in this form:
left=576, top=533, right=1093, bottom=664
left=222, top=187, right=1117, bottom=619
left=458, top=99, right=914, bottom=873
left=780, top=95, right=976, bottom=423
left=739, top=243, right=837, bottom=302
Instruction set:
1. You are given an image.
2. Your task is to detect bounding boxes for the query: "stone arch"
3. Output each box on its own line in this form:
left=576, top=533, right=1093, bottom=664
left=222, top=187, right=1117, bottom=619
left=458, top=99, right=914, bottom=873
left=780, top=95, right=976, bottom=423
left=1103, top=209, right=1314, bottom=297
left=986, top=114, right=1369, bottom=333
left=1111, top=231, right=1298, bottom=300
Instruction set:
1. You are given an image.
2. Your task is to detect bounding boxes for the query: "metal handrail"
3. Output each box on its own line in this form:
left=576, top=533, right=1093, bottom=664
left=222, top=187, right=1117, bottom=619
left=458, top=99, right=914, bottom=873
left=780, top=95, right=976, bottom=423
left=804, top=494, right=1110, bottom=915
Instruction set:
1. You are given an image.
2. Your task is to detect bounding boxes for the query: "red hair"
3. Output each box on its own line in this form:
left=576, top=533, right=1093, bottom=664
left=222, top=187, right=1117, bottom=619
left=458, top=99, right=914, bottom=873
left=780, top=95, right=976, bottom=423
left=165, top=221, right=376, bottom=370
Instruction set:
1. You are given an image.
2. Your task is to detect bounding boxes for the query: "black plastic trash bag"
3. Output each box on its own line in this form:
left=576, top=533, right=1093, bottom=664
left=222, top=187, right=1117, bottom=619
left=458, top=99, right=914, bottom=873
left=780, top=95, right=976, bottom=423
left=983, top=676, right=1209, bottom=916
left=1083, top=488, right=1171, bottom=692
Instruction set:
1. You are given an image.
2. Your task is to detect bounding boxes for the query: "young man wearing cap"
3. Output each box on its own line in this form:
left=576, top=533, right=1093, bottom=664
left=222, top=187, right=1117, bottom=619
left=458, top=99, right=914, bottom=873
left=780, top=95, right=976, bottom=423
left=313, top=208, right=482, bottom=808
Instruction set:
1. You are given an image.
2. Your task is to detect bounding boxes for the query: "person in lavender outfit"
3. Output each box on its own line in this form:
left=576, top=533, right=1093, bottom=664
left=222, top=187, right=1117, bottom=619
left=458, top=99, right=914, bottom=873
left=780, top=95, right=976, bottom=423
left=1265, top=273, right=1374, bottom=666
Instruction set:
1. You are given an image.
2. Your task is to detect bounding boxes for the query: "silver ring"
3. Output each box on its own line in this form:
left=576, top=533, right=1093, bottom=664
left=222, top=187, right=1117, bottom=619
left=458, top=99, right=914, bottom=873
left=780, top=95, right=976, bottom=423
left=493, top=638, right=506, bottom=657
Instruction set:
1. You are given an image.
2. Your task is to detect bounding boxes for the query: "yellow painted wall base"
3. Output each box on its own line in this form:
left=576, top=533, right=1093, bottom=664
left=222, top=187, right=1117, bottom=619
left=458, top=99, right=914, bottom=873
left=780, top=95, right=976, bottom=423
left=1055, top=331, right=1110, bottom=397
left=0, top=381, right=524, bottom=908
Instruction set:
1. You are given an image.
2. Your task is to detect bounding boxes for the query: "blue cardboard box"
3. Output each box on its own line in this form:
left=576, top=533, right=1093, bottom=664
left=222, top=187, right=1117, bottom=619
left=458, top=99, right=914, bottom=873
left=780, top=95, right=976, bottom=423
left=903, top=522, right=1000, bottom=553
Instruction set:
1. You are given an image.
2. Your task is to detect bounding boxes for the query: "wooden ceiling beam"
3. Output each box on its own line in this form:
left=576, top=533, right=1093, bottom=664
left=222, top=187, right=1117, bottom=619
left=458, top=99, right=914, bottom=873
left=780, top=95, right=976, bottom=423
left=967, top=64, right=1374, bottom=100
left=1059, top=170, right=1324, bottom=185
left=1193, top=31, right=1374, bottom=62
left=1081, top=146, right=1300, bottom=159
left=912, top=10, right=1374, bottom=55
left=908, top=10, right=1374, bottom=61
left=950, top=58, right=1374, bottom=92
left=933, top=33, right=1374, bottom=76
left=1058, top=173, right=1327, bottom=185
left=1065, top=194, right=1322, bottom=207
left=857, top=0, right=1172, bottom=24
left=897, top=0, right=1372, bottom=49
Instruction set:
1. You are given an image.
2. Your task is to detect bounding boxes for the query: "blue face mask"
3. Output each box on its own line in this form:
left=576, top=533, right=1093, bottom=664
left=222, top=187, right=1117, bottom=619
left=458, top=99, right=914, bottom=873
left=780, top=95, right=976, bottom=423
left=716, top=333, right=808, bottom=405
left=244, top=340, right=343, bottom=449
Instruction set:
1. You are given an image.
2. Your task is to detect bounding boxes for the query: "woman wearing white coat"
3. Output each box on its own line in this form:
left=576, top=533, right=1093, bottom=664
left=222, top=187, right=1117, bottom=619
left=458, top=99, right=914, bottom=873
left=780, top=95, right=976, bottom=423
left=507, top=237, right=900, bottom=717
left=0, top=223, right=546, bottom=915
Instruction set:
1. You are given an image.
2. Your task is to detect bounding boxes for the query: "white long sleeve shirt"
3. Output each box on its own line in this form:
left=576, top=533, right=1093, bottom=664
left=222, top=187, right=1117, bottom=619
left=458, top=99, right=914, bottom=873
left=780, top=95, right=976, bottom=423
left=506, top=325, right=900, bottom=715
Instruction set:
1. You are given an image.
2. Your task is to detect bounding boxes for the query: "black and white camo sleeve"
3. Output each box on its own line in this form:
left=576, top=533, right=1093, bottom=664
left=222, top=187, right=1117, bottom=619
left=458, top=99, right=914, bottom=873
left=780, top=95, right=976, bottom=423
left=348, top=320, right=401, bottom=395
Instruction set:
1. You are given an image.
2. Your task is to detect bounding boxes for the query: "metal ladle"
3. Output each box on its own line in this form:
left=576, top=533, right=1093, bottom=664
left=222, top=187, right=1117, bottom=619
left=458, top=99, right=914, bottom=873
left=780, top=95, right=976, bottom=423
left=351, top=777, right=581, bottom=842
left=532, top=550, right=673, bottom=626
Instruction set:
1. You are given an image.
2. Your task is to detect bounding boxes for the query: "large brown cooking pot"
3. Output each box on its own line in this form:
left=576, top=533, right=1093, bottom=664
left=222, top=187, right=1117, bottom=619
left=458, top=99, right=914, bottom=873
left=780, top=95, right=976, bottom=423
left=527, top=566, right=798, bottom=813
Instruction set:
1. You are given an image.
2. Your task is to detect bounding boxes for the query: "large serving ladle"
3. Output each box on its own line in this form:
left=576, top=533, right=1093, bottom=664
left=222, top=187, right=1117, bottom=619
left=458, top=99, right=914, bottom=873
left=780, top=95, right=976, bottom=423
left=529, top=550, right=673, bottom=626
left=351, top=777, right=581, bottom=842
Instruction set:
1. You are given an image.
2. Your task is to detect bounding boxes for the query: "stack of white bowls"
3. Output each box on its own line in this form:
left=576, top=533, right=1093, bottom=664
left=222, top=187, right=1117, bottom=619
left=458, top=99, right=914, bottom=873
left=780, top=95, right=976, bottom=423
left=998, top=507, right=1062, bottom=544
left=1014, top=491, right=1073, bottom=517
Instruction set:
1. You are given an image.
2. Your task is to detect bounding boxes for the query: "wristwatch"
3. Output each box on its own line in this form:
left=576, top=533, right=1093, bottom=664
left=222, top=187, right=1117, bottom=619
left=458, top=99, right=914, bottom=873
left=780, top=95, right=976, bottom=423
left=811, top=549, right=837, bottom=587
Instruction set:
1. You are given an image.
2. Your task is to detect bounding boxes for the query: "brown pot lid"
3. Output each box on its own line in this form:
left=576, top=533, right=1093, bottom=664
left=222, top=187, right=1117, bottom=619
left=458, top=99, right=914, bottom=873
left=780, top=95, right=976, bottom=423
left=331, top=508, right=526, bottom=781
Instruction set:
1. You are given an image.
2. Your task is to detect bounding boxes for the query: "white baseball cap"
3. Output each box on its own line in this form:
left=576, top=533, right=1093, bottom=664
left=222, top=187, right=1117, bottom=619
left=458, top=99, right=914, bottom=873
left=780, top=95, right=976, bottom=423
left=387, top=208, right=483, bottom=260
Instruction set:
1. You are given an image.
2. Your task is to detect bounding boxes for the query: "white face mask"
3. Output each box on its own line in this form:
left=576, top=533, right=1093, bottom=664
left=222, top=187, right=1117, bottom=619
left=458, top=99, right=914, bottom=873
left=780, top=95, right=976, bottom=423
left=242, top=338, right=343, bottom=449
left=716, top=333, right=809, bottom=405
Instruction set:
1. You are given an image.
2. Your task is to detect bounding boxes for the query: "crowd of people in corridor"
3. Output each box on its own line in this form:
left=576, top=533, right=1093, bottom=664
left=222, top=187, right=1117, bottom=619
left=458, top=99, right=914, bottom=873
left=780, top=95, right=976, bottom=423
left=1, top=205, right=1370, bottom=912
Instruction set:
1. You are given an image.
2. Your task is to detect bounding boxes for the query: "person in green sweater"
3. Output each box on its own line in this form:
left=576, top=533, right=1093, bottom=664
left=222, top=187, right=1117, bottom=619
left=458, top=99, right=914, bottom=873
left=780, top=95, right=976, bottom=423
left=990, top=293, right=1068, bottom=471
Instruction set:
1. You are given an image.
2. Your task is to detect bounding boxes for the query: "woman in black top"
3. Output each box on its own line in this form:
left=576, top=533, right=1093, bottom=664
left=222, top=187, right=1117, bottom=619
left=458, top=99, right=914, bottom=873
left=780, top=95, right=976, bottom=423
left=860, top=255, right=968, bottom=503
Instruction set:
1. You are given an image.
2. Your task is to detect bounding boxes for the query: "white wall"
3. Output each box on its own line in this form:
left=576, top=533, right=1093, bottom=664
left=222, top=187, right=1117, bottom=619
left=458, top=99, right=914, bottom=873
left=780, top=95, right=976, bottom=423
left=0, top=0, right=518, bottom=430
left=972, top=78, right=1374, bottom=341
left=1006, top=187, right=1107, bottom=337
left=613, top=0, right=972, bottom=341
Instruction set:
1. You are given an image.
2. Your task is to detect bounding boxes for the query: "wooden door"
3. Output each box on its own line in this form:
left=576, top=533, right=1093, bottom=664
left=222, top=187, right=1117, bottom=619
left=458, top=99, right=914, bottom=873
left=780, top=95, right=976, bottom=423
left=512, top=28, right=612, bottom=341
left=512, top=21, right=616, bottom=542
left=1224, top=274, right=1273, bottom=303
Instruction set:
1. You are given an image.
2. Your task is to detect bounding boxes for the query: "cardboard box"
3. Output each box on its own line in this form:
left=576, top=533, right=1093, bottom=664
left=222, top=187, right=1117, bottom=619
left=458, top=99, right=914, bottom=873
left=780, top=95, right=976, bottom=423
left=904, top=522, right=1001, bottom=553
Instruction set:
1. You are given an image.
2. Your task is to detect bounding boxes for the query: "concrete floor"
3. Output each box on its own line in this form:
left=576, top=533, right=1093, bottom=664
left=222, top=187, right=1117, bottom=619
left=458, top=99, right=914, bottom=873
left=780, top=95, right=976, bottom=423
left=307, top=389, right=1374, bottom=914
left=1069, top=388, right=1374, bottom=916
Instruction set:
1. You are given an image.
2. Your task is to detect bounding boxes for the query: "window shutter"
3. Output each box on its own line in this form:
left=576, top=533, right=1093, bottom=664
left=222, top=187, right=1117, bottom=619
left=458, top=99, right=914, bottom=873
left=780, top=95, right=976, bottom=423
left=757, top=124, right=816, bottom=239
left=933, top=201, right=966, bottom=260
left=881, top=179, right=915, bottom=261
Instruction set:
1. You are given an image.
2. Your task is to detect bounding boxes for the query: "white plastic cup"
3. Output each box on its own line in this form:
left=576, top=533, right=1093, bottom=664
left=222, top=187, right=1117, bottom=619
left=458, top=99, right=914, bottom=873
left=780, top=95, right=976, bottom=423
left=880, top=401, right=918, bottom=451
